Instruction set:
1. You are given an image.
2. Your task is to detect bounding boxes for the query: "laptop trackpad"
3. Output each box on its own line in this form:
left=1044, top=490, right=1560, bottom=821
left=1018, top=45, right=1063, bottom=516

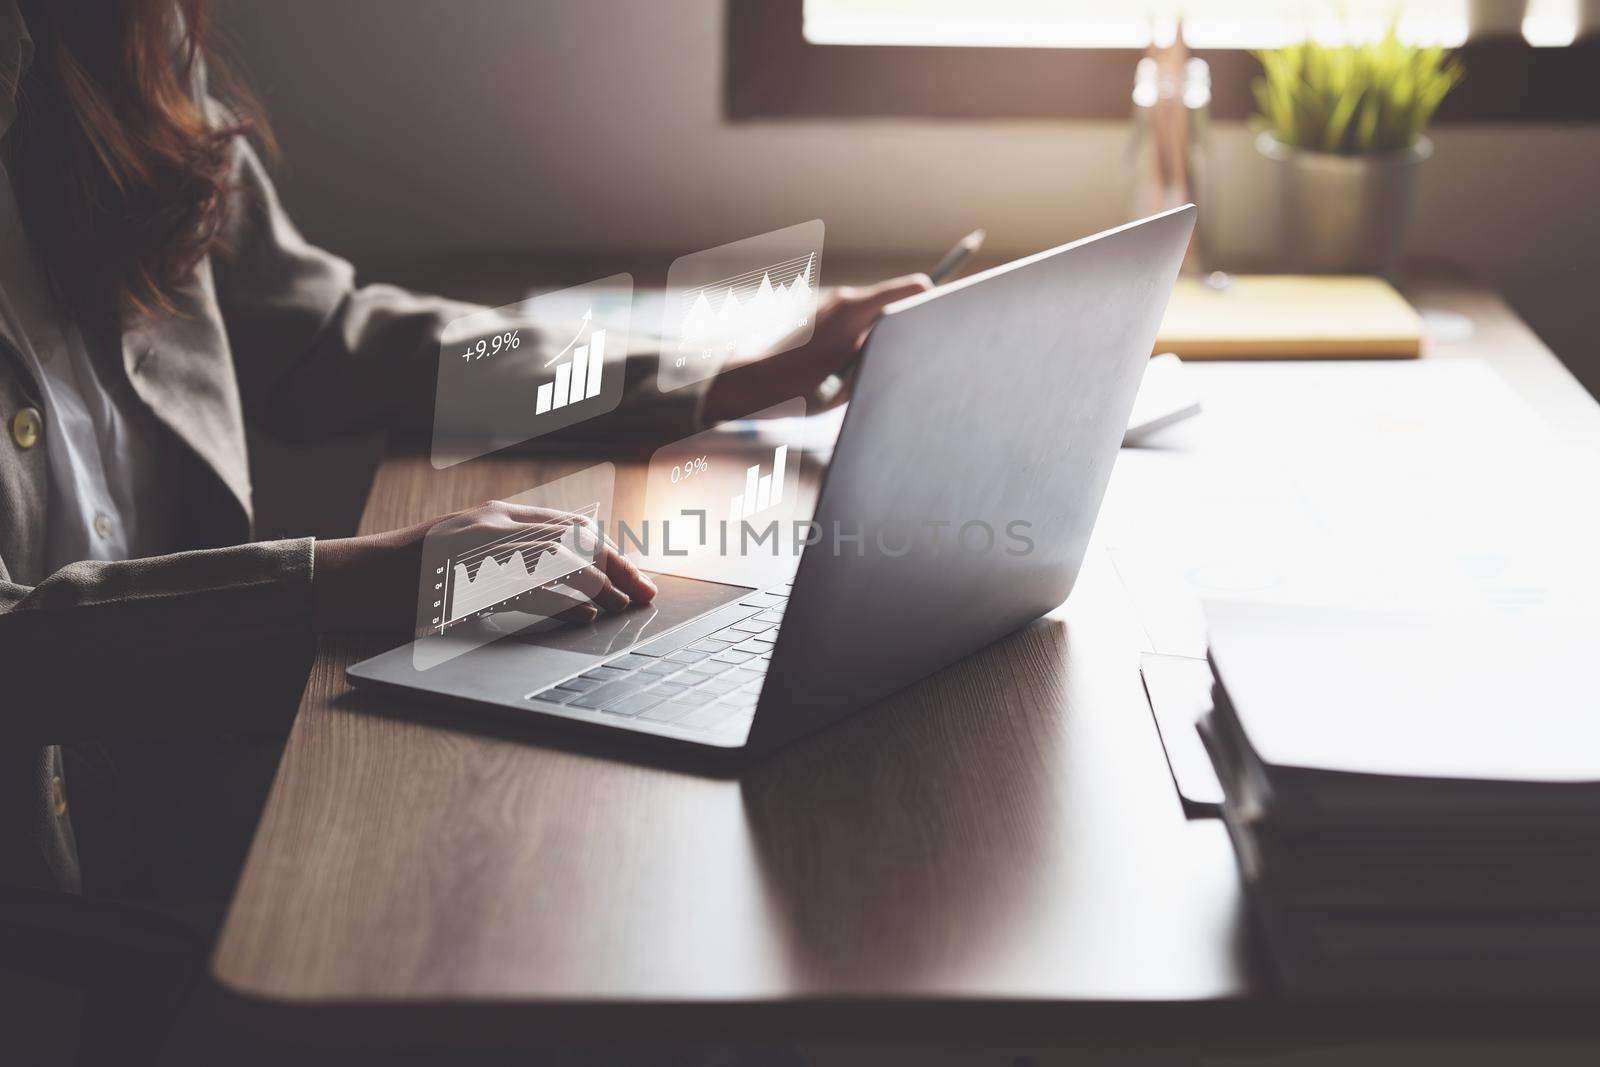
left=448, top=572, right=751, bottom=698
left=352, top=573, right=755, bottom=708
left=507, top=571, right=751, bottom=658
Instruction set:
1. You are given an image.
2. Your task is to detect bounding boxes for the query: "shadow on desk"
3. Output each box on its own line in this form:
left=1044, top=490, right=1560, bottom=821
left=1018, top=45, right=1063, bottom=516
left=329, top=613, right=1072, bottom=794
left=739, top=615, right=1074, bottom=991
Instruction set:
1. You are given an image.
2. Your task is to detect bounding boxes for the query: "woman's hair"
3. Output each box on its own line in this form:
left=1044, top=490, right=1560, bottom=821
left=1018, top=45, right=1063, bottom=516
left=10, top=0, right=269, bottom=322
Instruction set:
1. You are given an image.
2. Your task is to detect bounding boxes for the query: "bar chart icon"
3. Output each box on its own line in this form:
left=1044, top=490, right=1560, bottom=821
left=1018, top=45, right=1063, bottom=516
left=536, top=328, right=606, bottom=415
left=729, top=444, right=788, bottom=523
left=433, top=275, right=631, bottom=468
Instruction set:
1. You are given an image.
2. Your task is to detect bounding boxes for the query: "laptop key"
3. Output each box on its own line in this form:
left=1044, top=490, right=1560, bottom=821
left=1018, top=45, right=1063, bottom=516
left=665, top=649, right=710, bottom=666
left=731, top=638, right=770, bottom=654
left=688, top=638, right=735, bottom=654
left=605, top=653, right=659, bottom=673
left=729, top=619, right=772, bottom=635
left=632, top=609, right=763, bottom=658
left=754, top=610, right=785, bottom=624
left=712, top=649, right=756, bottom=664
left=640, top=698, right=699, bottom=724
left=532, top=687, right=581, bottom=704
left=696, top=676, right=741, bottom=696
left=553, top=675, right=605, bottom=693
left=739, top=592, right=787, bottom=609
left=579, top=665, right=630, bottom=683
left=567, top=678, right=652, bottom=710
left=675, top=704, right=736, bottom=730
left=603, top=690, right=667, bottom=717
left=641, top=660, right=680, bottom=676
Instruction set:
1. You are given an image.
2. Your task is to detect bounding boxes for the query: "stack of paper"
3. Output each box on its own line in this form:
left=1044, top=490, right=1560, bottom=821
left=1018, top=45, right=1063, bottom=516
left=1200, top=599, right=1600, bottom=997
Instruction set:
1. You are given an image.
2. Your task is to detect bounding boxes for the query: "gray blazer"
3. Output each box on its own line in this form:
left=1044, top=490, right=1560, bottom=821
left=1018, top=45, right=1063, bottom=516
left=0, top=3, right=714, bottom=906
left=0, top=112, right=488, bottom=893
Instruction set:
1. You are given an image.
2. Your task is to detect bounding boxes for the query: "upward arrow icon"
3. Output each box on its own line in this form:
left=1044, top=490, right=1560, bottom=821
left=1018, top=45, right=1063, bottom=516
left=543, top=307, right=593, bottom=368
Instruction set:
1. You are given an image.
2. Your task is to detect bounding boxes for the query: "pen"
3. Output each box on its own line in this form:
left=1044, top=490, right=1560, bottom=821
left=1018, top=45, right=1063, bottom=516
left=928, top=229, right=986, bottom=284
left=823, top=228, right=988, bottom=392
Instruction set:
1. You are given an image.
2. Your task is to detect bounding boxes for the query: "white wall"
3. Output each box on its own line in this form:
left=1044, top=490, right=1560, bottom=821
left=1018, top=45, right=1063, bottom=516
left=221, top=0, right=1600, bottom=391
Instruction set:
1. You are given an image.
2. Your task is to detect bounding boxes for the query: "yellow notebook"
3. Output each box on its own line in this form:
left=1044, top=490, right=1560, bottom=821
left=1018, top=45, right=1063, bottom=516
left=1155, top=275, right=1423, bottom=360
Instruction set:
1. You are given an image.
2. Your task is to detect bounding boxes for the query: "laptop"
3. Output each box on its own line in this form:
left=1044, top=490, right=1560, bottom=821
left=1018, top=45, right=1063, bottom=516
left=347, top=206, right=1195, bottom=760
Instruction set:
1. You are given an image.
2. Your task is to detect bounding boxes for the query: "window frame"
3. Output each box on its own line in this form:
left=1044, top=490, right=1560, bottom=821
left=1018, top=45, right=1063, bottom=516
left=725, top=0, right=1600, bottom=123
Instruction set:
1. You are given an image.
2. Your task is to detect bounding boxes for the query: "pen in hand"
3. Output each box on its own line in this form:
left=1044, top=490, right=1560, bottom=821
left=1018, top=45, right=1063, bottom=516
left=813, top=231, right=983, bottom=392
left=929, top=229, right=986, bottom=285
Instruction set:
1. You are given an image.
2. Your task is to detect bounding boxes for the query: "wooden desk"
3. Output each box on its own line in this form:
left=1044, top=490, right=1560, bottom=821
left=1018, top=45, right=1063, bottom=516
left=212, top=281, right=1600, bottom=1055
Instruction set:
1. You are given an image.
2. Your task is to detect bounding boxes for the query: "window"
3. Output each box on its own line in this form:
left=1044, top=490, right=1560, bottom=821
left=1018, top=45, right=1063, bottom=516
left=726, top=0, right=1600, bottom=121
left=802, top=0, right=1583, bottom=49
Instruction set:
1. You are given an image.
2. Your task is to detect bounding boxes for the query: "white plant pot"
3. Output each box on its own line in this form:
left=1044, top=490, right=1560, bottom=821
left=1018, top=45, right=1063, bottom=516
left=1257, top=132, right=1432, bottom=277
left=1468, top=0, right=1528, bottom=39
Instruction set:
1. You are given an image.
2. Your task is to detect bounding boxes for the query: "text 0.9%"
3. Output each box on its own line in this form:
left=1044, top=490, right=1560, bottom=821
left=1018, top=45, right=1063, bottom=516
left=670, top=456, right=710, bottom=484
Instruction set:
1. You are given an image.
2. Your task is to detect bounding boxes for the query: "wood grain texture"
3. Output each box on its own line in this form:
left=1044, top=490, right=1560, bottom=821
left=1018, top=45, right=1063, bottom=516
left=211, top=281, right=1600, bottom=1047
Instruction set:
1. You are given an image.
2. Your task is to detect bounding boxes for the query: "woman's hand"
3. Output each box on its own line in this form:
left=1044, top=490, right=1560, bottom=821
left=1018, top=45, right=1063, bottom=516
left=701, top=273, right=932, bottom=421
left=312, top=501, right=657, bottom=634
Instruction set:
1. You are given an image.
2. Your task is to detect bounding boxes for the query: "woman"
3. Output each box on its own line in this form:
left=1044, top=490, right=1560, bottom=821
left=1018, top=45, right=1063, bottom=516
left=0, top=0, right=923, bottom=1052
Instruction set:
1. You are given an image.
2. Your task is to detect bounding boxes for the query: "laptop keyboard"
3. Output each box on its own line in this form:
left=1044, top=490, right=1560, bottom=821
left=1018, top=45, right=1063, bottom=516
left=527, top=584, right=790, bottom=735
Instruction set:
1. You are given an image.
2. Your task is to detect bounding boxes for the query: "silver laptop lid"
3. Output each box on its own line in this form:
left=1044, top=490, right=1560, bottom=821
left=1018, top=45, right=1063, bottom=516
left=748, top=206, right=1195, bottom=755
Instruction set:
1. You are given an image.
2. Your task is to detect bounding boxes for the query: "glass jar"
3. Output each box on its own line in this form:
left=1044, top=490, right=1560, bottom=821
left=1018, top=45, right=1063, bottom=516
left=1127, top=54, right=1214, bottom=275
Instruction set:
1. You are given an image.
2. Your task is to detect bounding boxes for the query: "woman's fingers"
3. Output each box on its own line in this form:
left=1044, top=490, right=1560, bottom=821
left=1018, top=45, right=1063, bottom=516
left=459, top=541, right=612, bottom=627
left=553, top=603, right=600, bottom=625
left=540, top=591, right=601, bottom=625
left=481, top=503, right=656, bottom=607
left=550, top=548, right=633, bottom=614
left=854, top=272, right=936, bottom=305
left=828, top=273, right=932, bottom=334
left=512, top=540, right=633, bottom=615
left=799, top=273, right=934, bottom=367
left=593, top=540, right=656, bottom=605
left=478, top=537, right=632, bottom=615
left=491, top=502, right=593, bottom=531
left=487, top=579, right=600, bottom=624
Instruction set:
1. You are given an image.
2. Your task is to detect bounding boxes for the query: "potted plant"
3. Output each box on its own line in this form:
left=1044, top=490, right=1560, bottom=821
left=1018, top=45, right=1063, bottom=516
left=1253, top=28, right=1463, bottom=275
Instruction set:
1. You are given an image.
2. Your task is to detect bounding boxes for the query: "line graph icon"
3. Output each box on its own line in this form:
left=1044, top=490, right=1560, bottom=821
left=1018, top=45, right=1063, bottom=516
left=437, top=502, right=601, bottom=629
left=659, top=221, right=824, bottom=392
left=412, top=463, right=616, bottom=670
left=678, top=254, right=815, bottom=363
